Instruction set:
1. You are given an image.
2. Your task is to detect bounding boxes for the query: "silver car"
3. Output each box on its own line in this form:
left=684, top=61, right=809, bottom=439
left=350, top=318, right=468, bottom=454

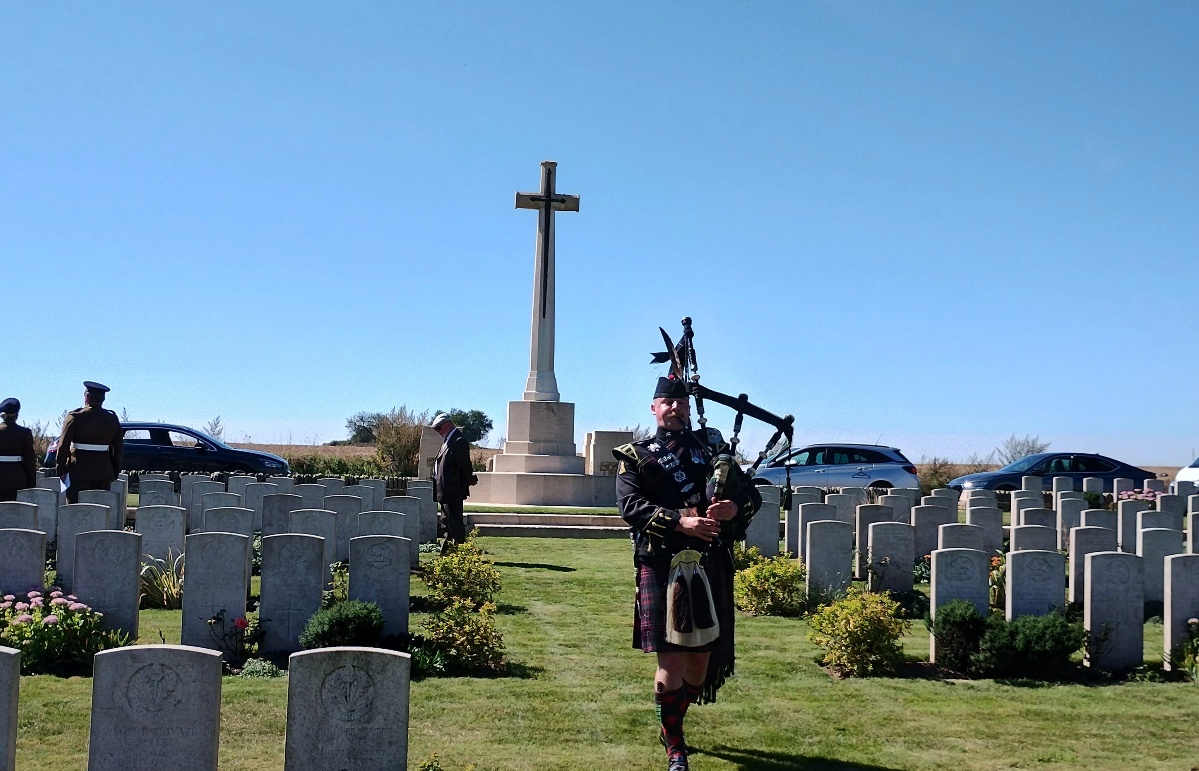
left=751, top=443, right=920, bottom=490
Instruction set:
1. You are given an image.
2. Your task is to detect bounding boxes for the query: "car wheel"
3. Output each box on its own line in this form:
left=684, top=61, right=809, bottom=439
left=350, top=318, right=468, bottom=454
left=994, top=485, right=1016, bottom=492
left=225, top=465, right=255, bottom=474
left=867, top=482, right=892, bottom=490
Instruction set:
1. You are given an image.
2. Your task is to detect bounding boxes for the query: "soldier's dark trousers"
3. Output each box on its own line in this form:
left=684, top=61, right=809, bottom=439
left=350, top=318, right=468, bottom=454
left=0, top=485, right=18, bottom=502
left=440, top=498, right=467, bottom=544
left=65, top=477, right=111, bottom=505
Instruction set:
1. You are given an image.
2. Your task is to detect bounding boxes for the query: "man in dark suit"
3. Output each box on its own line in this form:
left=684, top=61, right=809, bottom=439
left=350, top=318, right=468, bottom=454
left=56, top=381, right=123, bottom=503
left=0, top=398, right=37, bottom=501
left=431, top=412, right=478, bottom=548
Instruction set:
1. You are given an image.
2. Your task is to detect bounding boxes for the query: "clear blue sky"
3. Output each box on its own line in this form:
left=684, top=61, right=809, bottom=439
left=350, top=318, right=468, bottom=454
left=3, top=3, right=1196, bottom=465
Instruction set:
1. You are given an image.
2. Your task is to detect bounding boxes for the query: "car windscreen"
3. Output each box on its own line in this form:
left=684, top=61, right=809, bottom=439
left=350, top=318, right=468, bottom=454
left=998, top=455, right=1049, bottom=473
left=187, top=429, right=230, bottom=449
left=1191, top=457, right=1199, bottom=469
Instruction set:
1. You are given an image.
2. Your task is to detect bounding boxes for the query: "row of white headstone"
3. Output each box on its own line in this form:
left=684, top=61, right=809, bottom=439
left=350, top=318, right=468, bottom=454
left=0, top=517, right=414, bottom=658
left=744, top=481, right=1199, bottom=671
left=1, top=643, right=411, bottom=771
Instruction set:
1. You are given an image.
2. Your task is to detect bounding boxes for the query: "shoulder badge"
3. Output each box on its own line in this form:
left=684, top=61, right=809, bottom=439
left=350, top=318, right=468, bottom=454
left=612, top=443, right=639, bottom=463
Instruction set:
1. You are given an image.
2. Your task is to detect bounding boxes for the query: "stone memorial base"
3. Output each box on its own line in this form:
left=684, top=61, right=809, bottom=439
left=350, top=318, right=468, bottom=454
left=471, top=471, right=616, bottom=507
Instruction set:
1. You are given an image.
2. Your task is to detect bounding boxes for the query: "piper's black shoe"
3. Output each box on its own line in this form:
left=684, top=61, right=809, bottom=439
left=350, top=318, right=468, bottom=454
left=667, top=751, right=690, bottom=771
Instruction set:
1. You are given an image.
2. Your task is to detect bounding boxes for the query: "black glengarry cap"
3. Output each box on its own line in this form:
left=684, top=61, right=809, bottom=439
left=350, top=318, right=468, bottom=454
left=654, top=376, right=688, bottom=400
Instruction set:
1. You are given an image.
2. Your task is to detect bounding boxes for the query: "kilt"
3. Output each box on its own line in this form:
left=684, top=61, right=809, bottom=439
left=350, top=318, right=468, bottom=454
left=633, top=549, right=731, bottom=654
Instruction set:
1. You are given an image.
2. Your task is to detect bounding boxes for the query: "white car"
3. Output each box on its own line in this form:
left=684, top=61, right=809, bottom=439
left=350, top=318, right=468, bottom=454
left=1175, top=456, right=1199, bottom=488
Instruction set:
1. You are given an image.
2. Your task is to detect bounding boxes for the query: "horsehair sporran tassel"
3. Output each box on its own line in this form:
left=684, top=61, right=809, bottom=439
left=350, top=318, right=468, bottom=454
left=665, top=549, right=720, bottom=647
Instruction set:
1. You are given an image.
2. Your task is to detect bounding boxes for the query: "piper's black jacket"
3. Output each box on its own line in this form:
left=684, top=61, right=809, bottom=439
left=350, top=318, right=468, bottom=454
left=614, top=427, right=761, bottom=565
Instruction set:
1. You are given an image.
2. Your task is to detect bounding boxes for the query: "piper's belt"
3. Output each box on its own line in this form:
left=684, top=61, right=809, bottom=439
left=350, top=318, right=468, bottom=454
left=0, top=455, right=21, bottom=462
left=72, top=443, right=110, bottom=452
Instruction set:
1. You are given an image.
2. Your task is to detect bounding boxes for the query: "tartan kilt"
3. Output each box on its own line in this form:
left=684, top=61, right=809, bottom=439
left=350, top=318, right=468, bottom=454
left=633, top=549, right=732, bottom=653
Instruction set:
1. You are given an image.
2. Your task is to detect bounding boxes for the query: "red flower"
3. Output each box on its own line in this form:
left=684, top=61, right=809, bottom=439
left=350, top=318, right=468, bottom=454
left=233, top=616, right=249, bottom=630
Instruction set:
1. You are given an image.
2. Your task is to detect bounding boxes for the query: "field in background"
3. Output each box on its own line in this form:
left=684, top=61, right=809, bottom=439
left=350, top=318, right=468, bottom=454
left=233, top=443, right=1184, bottom=483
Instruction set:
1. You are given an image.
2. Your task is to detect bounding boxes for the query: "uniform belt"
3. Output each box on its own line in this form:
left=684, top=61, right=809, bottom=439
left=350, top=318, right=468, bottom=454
left=72, top=443, right=110, bottom=452
left=0, top=455, right=21, bottom=462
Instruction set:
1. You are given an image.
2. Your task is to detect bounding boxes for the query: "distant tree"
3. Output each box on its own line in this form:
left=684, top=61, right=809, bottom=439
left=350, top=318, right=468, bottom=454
left=203, top=416, right=225, bottom=442
left=994, top=434, right=1050, bottom=465
left=374, top=406, right=432, bottom=476
left=446, top=409, right=493, bottom=445
left=346, top=411, right=387, bottom=444
left=622, top=424, right=654, bottom=442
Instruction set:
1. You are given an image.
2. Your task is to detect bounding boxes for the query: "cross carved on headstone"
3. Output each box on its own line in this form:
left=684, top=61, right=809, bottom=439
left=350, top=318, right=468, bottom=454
left=515, top=160, right=579, bottom=402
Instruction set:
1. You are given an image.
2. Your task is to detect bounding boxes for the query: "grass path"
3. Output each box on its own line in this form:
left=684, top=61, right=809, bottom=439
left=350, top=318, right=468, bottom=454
left=15, top=537, right=1199, bottom=770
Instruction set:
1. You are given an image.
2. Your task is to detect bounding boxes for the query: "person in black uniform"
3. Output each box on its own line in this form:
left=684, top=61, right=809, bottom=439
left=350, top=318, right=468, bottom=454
left=0, top=398, right=37, bottom=501
left=55, top=381, right=123, bottom=504
left=613, top=376, right=761, bottom=771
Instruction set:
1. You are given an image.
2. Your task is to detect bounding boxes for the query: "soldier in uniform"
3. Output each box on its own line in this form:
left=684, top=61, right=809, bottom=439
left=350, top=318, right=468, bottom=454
left=613, top=376, right=761, bottom=771
left=55, top=381, right=123, bottom=504
left=0, top=398, right=37, bottom=501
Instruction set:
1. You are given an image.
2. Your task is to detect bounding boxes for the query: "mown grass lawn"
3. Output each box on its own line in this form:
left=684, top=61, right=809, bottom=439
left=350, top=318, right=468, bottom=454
left=15, top=537, right=1199, bottom=770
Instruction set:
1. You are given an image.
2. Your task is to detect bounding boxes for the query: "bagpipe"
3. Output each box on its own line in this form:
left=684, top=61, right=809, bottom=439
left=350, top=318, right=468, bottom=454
left=652, top=317, right=796, bottom=647
left=653, top=317, right=796, bottom=504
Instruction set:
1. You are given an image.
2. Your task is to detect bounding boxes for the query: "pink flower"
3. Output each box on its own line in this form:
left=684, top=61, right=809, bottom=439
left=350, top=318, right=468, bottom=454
left=2, top=595, right=13, bottom=602
left=14, top=614, right=33, bottom=624
left=50, top=591, right=63, bottom=599
left=30, top=598, right=43, bottom=607
left=233, top=616, right=249, bottom=631
left=42, top=615, right=58, bottom=625
left=0, top=602, right=10, bottom=610
left=68, top=602, right=87, bottom=611
left=51, top=598, right=68, bottom=606
left=14, top=603, right=28, bottom=611
left=66, top=595, right=77, bottom=601
left=26, top=590, right=41, bottom=598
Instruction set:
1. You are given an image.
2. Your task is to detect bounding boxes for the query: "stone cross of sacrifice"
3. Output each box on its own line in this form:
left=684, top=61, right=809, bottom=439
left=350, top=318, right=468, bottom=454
left=515, top=160, right=579, bottom=402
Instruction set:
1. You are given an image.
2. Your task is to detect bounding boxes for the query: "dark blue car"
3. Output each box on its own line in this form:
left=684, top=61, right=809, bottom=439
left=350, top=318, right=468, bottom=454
left=948, top=452, right=1157, bottom=493
left=45, top=422, right=289, bottom=475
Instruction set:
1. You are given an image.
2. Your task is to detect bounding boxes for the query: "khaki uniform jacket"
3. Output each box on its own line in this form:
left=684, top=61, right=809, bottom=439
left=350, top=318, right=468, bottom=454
left=0, top=421, right=37, bottom=492
left=55, top=406, right=123, bottom=483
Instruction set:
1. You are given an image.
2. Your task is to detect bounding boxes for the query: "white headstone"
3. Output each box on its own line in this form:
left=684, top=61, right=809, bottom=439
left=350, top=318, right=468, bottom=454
left=1164, top=554, right=1199, bottom=671
left=823, top=493, right=857, bottom=525
left=267, top=476, right=296, bottom=496
left=295, top=484, right=329, bottom=512
left=1010, top=524, right=1056, bottom=552
left=1081, top=509, right=1116, bottom=531
left=930, top=548, right=989, bottom=663
left=187, top=482, right=225, bottom=533
left=0, top=502, right=37, bottom=531
left=15, top=488, right=58, bottom=541
left=854, top=504, right=893, bottom=578
left=343, top=484, right=377, bottom=512
left=283, top=647, right=411, bottom=771
left=243, top=482, right=278, bottom=532
left=795, top=503, right=836, bottom=566
left=289, top=509, right=338, bottom=585
left=87, top=645, right=222, bottom=771
left=383, top=496, right=424, bottom=563
left=0, top=645, right=15, bottom=771
left=1137, top=528, right=1184, bottom=605
left=324, top=495, right=364, bottom=562
left=349, top=535, right=412, bottom=637
left=226, top=475, right=256, bottom=501
left=0, top=528, right=46, bottom=595
left=1068, top=526, right=1118, bottom=605
left=805, top=520, right=852, bottom=596
left=1006, top=549, right=1065, bottom=619
left=260, top=534, right=325, bottom=655
left=1143, top=478, right=1165, bottom=494
left=1020, top=508, right=1055, bottom=529
left=1112, top=478, right=1134, bottom=499
left=1056, top=498, right=1087, bottom=550
left=1082, top=477, right=1104, bottom=494
left=73, top=530, right=141, bottom=639
left=939, top=523, right=984, bottom=551
left=911, top=504, right=955, bottom=563
left=744, top=485, right=780, bottom=557
left=180, top=532, right=250, bottom=658
left=1084, top=552, right=1144, bottom=671
left=56, top=503, right=109, bottom=592
left=965, top=506, right=1003, bottom=556
left=135, top=505, right=187, bottom=564
left=867, top=521, right=914, bottom=594
left=1021, top=476, right=1041, bottom=492
left=1117, top=499, right=1151, bottom=553
left=262, top=494, right=303, bottom=538
left=316, top=477, right=346, bottom=496
left=80, top=489, right=123, bottom=531
left=138, top=480, right=178, bottom=508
